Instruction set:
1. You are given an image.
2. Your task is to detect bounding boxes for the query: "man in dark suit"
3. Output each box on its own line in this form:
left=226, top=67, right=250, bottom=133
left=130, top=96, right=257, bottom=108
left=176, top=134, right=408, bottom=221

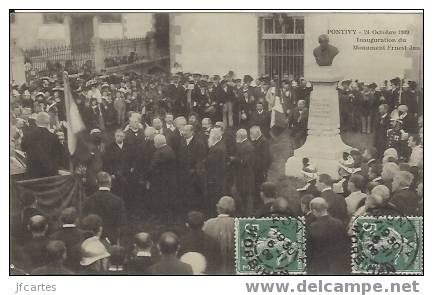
left=22, top=215, right=50, bottom=272
left=103, top=129, right=129, bottom=198
left=366, top=163, right=384, bottom=192
left=21, top=112, right=62, bottom=178
left=191, top=81, right=211, bottom=119
left=82, top=172, right=127, bottom=244
left=148, top=232, right=193, bottom=275
left=124, top=113, right=146, bottom=205
left=250, top=126, right=272, bottom=204
left=361, top=147, right=379, bottom=180
left=166, top=76, right=180, bottom=110
left=255, top=182, right=277, bottom=218
left=152, top=117, right=175, bottom=147
left=316, top=174, right=348, bottom=225
left=124, top=113, right=145, bottom=153
left=298, top=78, right=313, bottom=107
left=50, top=207, right=84, bottom=272
left=183, top=125, right=208, bottom=210
left=169, top=117, right=189, bottom=208
left=300, top=194, right=316, bottom=225
left=238, top=88, right=255, bottom=130
left=249, top=102, right=271, bottom=138
left=137, top=126, right=156, bottom=176
left=395, top=105, right=416, bottom=160
left=389, top=77, right=401, bottom=111
left=398, top=104, right=417, bottom=134
left=208, top=76, right=221, bottom=123
left=401, top=82, right=419, bottom=115
left=289, top=100, right=309, bottom=148
left=338, top=79, right=354, bottom=131
left=374, top=104, right=391, bottom=157
left=148, top=134, right=177, bottom=219
left=231, top=129, right=255, bottom=216
left=171, top=79, right=188, bottom=117
left=217, top=79, right=235, bottom=128
left=243, top=75, right=257, bottom=102
left=136, top=127, right=157, bottom=208
left=178, top=211, right=219, bottom=273
left=205, top=128, right=227, bottom=215
left=171, top=116, right=187, bottom=155
left=164, top=113, right=176, bottom=133
left=31, top=240, right=74, bottom=275
left=198, top=117, right=213, bottom=146
left=306, top=197, right=351, bottom=274
left=215, top=122, right=236, bottom=158
left=214, top=122, right=236, bottom=195
left=281, top=79, right=295, bottom=112
left=390, top=171, right=420, bottom=216
left=254, top=76, right=270, bottom=108
left=379, top=82, right=393, bottom=111
left=127, top=232, right=157, bottom=275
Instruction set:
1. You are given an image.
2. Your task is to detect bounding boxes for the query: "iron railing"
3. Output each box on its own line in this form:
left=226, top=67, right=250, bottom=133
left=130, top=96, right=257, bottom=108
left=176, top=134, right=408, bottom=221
left=23, top=43, right=94, bottom=74
left=101, top=37, right=165, bottom=68
left=22, top=37, right=160, bottom=78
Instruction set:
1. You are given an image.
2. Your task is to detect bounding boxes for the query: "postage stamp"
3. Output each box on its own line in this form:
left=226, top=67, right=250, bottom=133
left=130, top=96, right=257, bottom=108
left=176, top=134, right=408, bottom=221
left=235, top=217, right=306, bottom=275
left=350, top=216, right=423, bottom=275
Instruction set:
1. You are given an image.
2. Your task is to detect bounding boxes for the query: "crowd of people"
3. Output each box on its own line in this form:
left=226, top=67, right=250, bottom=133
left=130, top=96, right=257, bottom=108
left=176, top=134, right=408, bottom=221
left=337, top=77, right=423, bottom=158
left=10, top=63, right=423, bottom=275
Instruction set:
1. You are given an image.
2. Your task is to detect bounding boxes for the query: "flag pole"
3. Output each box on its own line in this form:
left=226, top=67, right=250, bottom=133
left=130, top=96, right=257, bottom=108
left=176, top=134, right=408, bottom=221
left=62, top=70, right=87, bottom=176
left=398, top=77, right=404, bottom=105
left=62, top=71, right=74, bottom=173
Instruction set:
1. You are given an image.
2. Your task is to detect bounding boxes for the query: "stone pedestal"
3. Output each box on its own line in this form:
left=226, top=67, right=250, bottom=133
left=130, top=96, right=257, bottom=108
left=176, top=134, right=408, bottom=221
left=285, top=65, right=353, bottom=178
left=10, top=40, right=26, bottom=85
left=92, top=16, right=105, bottom=71
left=92, top=38, right=105, bottom=72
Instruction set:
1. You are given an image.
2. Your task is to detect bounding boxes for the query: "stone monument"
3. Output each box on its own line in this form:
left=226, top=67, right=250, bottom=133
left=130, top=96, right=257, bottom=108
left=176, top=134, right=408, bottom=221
left=285, top=34, right=353, bottom=178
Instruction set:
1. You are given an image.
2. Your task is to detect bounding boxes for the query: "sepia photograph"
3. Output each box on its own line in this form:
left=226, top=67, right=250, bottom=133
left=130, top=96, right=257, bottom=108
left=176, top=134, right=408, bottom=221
left=9, top=10, right=423, bottom=276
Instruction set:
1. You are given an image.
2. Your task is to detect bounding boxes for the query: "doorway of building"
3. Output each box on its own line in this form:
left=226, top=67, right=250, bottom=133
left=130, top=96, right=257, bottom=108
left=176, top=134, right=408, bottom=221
left=153, top=13, right=170, bottom=54
left=70, top=15, right=94, bottom=51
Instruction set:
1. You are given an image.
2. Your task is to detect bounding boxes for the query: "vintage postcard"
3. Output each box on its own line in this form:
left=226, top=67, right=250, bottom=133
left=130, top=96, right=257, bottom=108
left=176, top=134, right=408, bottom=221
left=10, top=10, right=423, bottom=278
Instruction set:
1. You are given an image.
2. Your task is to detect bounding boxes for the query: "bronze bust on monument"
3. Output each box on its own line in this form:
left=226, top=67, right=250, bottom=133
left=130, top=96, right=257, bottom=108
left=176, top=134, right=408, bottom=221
left=285, top=33, right=352, bottom=178
left=313, top=34, right=339, bottom=66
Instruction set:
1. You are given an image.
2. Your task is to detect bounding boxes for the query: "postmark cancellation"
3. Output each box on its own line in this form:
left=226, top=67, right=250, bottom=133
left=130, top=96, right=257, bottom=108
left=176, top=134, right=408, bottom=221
left=350, top=215, right=423, bottom=275
left=235, top=217, right=306, bottom=275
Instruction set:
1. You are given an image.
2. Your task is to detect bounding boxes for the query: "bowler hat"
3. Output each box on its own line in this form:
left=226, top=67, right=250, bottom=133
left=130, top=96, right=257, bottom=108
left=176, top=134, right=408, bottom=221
left=390, top=77, right=401, bottom=86
left=368, top=83, right=377, bottom=89
left=243, top=75, right=253, bottom=83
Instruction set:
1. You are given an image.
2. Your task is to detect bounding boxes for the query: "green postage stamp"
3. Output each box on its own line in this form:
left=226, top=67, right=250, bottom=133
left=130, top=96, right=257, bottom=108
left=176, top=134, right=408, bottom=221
left=351, top=216, right=423, bottom=275
left=235, top=217, right=306, bottom=275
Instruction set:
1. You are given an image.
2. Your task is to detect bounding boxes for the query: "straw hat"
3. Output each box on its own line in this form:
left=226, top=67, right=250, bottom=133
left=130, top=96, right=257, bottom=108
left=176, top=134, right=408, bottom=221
left=80, top=237, right=110, bottom=266
left=180, top=252, right=207, bottom=275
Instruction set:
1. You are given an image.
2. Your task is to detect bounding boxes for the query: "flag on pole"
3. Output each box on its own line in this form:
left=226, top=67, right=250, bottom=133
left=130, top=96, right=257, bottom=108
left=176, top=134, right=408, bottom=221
left=63, top=72, right=86, bottom=155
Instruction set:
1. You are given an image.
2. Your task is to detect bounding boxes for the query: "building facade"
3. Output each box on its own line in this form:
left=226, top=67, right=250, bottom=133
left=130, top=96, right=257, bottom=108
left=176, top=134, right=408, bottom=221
left=10, top=12, right=171, bottom=84
left=10, top=12, right=423, bottom=86
left=170, top=12, right=423, bottom=85
left=10, top=12, right=154, bottom=48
